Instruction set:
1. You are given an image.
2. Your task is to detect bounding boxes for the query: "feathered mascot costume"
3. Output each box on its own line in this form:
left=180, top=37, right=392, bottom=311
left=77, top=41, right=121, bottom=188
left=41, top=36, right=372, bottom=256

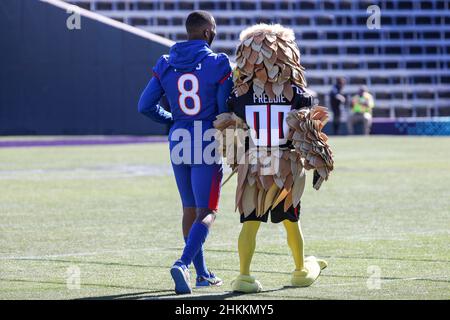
left=214, top=24, right=334, bottom=293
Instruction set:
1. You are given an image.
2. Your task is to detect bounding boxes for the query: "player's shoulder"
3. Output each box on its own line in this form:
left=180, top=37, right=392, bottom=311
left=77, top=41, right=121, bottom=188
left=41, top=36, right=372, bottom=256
left=292, top=85, right=315, bottom=108
left=154, top=54, right=169, bottom=66
left=292, top=84, right=308, bottom=94
left=204, top=52, right=231, bottom=67
left=201, top=52, right=231, bottom=82
left=329, top=85, right=338, bottom=94
left=153, top=55, right=170, bottom=75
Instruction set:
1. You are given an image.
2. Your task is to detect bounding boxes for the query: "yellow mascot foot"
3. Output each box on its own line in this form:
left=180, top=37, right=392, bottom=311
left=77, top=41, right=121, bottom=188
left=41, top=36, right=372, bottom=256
left=317, top=258, right=328, bottom=270
left=291, top=256, right=328, bottom=287
left=231, top=275, right=262, bottom=293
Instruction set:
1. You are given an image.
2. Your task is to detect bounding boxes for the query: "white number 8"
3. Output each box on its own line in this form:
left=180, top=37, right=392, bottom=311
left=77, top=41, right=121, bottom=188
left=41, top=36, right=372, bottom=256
left=178, top=74, right=201, bottom=115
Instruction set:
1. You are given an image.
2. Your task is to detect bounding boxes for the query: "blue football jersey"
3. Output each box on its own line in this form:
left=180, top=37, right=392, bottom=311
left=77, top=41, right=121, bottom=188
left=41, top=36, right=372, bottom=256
left=152, top=51, right=231, bottom=124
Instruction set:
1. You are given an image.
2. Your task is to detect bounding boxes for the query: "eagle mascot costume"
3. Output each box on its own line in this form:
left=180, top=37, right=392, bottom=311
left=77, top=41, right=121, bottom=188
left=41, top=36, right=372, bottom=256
left=214, top=24, right=334, bottom=293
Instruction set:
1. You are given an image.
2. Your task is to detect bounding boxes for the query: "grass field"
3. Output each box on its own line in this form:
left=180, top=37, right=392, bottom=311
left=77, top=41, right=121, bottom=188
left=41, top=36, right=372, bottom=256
left=0, top=136, right=449, bottom=300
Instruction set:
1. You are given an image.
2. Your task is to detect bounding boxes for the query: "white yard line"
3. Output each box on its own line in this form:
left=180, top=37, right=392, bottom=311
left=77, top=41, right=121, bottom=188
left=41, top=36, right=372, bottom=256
left=0, top=247, right=170, bottom=260
left=314, top=276, right=445, bottom=289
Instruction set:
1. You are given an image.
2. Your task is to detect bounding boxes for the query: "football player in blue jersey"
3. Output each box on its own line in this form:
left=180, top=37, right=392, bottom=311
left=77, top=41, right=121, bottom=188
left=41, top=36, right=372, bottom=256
left=138, top=11, right=233, bottom=294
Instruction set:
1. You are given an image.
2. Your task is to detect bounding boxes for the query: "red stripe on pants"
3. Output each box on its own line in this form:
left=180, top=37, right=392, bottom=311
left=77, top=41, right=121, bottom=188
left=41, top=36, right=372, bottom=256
left=208, top=169, right=220, bottom=211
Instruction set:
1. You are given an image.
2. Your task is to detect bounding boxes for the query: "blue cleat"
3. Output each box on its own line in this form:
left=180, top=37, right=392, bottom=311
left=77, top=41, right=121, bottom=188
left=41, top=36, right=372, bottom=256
left=170, top=260, right=192, bottom=294
left=196, top=271, right=223, bottom=288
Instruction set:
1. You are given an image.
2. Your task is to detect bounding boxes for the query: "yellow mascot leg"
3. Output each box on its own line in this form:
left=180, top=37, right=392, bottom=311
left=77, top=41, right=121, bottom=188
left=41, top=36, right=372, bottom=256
left=283, top=220, right=328, bottom=287
left=283, top=220, right=305, bottom=270
left=231, top=221, right=263, bottom=293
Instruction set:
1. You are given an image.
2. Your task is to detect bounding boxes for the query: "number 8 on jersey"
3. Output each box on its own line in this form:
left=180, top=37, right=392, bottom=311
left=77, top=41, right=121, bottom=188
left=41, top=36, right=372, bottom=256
left=178, top=74, right=201, bottom=115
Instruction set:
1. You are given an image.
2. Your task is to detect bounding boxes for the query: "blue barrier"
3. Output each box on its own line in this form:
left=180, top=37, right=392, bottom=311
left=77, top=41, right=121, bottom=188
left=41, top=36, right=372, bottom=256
left=323, top=117, right=450, bottom=136
left=0, top=0, right=172, bottom=135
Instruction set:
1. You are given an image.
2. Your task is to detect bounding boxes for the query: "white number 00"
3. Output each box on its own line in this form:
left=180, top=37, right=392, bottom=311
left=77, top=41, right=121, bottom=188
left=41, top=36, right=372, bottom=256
left=177, top=74, right=201, bottom=115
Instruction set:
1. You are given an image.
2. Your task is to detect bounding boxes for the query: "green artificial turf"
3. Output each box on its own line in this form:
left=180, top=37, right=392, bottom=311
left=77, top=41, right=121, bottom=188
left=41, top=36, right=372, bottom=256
left=0, top=136, right=449, bottom=299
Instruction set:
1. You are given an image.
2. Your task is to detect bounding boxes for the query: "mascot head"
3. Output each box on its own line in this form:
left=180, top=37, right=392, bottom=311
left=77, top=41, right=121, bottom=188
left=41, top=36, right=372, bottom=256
left=234, top=24, right=307, bottom=100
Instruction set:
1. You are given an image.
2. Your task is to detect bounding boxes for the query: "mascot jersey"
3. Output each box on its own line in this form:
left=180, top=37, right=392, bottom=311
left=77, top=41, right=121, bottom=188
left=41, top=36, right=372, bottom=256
left=227, top=85, right=314, bottom=148
left=225, top=85, right=315, bottom=223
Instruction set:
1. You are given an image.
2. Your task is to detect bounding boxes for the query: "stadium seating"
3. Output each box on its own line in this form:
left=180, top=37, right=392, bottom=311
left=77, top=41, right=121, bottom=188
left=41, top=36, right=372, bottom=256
left=66, top=0, right=450, bottom=119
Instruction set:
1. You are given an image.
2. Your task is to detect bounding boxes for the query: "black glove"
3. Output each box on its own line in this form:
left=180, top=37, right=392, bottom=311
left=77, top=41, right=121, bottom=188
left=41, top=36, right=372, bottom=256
left=313, top=170, right=320, bottom=187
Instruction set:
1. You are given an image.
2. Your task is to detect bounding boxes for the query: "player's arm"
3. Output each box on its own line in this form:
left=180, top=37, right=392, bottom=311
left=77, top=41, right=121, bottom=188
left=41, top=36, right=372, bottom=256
left=217, top=76, right=233, bottom=114
left=329, top=87, right=337, bottom=102
left=336, top=93, right=346, bottom=103
left=138, top=76, right=173, bottom=124
left=216, top=54, right=233, bottom=114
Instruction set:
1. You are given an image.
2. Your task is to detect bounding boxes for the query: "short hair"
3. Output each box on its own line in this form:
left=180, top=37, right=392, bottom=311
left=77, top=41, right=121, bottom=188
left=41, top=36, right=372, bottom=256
left=185, top=11, right=214, bottom=34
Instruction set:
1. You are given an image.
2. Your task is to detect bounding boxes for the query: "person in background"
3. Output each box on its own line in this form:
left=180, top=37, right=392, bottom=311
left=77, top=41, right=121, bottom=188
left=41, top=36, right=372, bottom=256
left=329, top=77, right=346, bottom=135
left=347, top=86, right=375, bottom=135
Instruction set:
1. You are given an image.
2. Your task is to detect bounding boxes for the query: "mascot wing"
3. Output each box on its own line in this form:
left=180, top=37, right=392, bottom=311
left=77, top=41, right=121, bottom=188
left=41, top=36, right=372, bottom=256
left=286, top=106, right=334, bottom=190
